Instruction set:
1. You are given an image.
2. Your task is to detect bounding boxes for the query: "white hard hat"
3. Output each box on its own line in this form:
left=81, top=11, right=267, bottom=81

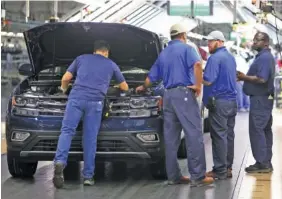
left=204, top=30, right=226, bottom=42
left=170, top=23, right=188, bottom=36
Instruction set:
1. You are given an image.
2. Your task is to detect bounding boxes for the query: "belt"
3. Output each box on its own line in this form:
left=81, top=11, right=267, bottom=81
left=165, top=86, right=195, bottom=93
left=166, top=86, right=188, bottom=90
left=250, top=93, right=274, bottom=97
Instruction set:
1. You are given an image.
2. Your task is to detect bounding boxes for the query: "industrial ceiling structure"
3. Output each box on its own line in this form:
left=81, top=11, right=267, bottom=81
left=60, top=0, right=281, bottom=40
left=1, top=0, right=281, bottom=43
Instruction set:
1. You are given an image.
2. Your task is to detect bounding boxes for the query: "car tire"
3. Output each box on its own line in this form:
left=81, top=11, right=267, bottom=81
left=7, top=154, right=37, bottom=178
left=95, top=162, right=105, bottom=178
left=204, top=118, right=210, bottom=132
left=200, top=104, right=205, bottom=133
left=150, top=158, right=167, bottom=179
left=177, top=138, right=187, bottom=159
left=63, top=161, right=80, bottom=180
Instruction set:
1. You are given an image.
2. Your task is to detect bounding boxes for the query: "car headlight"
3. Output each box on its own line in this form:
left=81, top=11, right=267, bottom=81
left=130, top=97, right=160, bottom=109
left=14, top=96, right=27, bottom=107
left=14, top=96, right=38, bottom=108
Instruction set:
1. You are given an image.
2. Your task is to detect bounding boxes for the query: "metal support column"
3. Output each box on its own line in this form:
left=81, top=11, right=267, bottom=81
left=54, top=0, right=58, bottom=19
left=233, top=0, right=237, bottom=23
left=25, top=0, right=30, bottom=23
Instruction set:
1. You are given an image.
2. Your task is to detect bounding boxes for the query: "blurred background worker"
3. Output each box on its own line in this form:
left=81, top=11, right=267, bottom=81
left=238, top=32, right=275, bottom=173
left=136, top=23, right=214, bottom=187
left=53, top=40, right=129, bottom=188
left=235, top=53, right=250, bottom=112
left=202, top=31, right=237, bottom=180
left=236, top=81, right=250, bottom=111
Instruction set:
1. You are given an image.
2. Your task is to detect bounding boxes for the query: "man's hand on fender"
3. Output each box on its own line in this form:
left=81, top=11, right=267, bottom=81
left=187, top=85, right=201, bottom=97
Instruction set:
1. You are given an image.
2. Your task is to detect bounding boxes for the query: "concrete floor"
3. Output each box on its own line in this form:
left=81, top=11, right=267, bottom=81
left=237, top=110, right=282, bottom=199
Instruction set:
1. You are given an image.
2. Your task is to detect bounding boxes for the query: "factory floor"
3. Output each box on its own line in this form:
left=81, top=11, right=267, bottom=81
left=1, top=109, right=282, bottom=199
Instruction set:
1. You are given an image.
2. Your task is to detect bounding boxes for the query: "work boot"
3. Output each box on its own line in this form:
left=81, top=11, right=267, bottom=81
left=269, top=163, right=273, bottom=172
left=53, top=162, right=65, bottom=189
left=167, top=176, right=190, bottom=185
left=83, top=178, right=95, bottom=186
left=227, top=168, right=233, bottom=178
left=205, top=170, right=228, bottom=180
left=190, top=177, right=214, bottom=187
left=245, top=162, right=272, bottom=173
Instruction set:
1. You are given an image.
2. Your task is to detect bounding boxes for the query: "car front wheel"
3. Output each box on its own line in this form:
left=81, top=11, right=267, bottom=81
left=177, top=138, right=187, bottom=159
left=7, top=153, right=37, bottom=178
left=150, top=158, right=167, bottom=179
left=204, top=117, right=210, bottom=132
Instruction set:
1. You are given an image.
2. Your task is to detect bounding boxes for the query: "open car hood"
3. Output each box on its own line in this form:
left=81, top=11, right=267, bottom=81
left=23, top=22, right=162, bottom=74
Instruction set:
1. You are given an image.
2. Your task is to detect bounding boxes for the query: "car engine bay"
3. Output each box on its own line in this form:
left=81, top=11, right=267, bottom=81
left=12, top=71, right=163, bottom=118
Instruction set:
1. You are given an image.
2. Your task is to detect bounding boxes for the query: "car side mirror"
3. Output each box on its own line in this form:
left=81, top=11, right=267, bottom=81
left=18, top=63, right=33, bottom=76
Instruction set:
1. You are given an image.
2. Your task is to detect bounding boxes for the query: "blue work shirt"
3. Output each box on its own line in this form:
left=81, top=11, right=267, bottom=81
left=67, top=54, right=125, bottom=101
left=203, top=47, right=237, bottom=106
left=243, top=48, right=275, bottom=96
left=148, top=39, right=201, bottom=88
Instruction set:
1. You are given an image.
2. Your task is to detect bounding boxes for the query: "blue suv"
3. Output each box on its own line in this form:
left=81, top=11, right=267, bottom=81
left=6, top=22, right=207, bottom=179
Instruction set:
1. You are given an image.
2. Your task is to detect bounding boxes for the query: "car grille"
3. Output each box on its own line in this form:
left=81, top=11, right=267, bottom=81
left=31, top=139, right=133, bottom=152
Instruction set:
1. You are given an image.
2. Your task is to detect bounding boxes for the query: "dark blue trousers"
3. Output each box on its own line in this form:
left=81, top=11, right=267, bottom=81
left=163, top=87, right=206, bottom=181
left=208, top=99, right=237, bottom=174
left=249, top=96, right=273, bottom=166
left=54, top=99, right=103, bottom=179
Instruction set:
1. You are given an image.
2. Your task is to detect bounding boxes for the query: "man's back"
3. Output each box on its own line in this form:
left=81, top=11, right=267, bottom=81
left=152, top=40, right=200, bottom=89
left=208, top=47, right=237, bottom=100
left=68, top=54, right=123, bottom=100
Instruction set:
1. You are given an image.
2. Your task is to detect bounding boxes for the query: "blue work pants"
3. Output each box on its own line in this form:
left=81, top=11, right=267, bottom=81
left=163, top=87, right=206, bottom=181
left=54, top=99, right=103, bottom=179
left=208, top=99, right=237, bottom=174
left=249, top=96, right=273, bottom=166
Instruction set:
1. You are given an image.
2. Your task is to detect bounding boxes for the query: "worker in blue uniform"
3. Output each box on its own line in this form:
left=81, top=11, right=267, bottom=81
left=238, top=32, right=275, bottom=173
left=202, top=31, right=238, bottom=180
left=136, top=23, right=214, bottom=187
left=53, top=40, right=129, bottom=188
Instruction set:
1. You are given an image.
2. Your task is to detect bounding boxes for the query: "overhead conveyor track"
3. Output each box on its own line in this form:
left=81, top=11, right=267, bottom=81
left=59, top=0, right=199, bottom=37
left=90, top=0, right=135, bottom=22
left=122, top=0, right=166, bottom=27
left=61, top=0, right=164, bottom=27
left=82, top=0, right=122, bottom=22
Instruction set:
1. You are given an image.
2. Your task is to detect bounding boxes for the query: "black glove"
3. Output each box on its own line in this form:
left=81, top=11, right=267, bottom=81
left=102, top=99, right=110, bottom=120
